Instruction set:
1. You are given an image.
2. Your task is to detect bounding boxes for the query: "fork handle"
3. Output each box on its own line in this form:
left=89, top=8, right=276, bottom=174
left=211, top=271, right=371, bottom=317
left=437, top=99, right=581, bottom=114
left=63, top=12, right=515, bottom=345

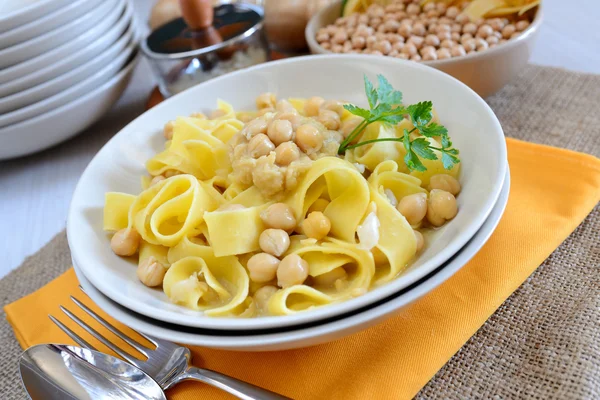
left=168, top=366, right=292, bottom=400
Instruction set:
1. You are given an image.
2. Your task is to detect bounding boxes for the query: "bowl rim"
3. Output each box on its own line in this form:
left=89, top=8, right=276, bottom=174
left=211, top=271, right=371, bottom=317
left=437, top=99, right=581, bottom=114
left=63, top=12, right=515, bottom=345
left=305, top=0, right=543, bottom=67
left=67, top=53, right=507, bottom=331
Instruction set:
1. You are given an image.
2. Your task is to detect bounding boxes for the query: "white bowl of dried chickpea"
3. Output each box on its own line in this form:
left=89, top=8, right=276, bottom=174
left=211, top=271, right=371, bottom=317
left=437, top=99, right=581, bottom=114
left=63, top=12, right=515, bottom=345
left=306, top=0, right=542, bottom=98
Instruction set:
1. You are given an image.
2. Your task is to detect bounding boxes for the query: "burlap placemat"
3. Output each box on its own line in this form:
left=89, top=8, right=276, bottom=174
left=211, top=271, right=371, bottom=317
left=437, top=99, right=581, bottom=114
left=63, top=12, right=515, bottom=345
left=1, top=65, right=599, bottom=399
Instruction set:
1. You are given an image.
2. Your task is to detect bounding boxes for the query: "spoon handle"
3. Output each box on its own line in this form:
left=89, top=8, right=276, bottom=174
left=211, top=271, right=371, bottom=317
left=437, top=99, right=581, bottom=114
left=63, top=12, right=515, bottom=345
left=168, top=366, right=292, bottom=400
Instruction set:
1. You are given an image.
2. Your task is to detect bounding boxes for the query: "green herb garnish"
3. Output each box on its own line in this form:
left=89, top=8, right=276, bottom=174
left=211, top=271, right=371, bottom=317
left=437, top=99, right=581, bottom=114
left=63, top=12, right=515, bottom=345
left=337, top=75, right=460, bottom=172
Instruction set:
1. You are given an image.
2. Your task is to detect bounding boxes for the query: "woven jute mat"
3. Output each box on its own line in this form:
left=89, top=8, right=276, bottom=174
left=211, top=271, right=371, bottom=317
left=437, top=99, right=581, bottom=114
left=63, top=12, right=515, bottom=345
left=1, top=65, right=599, bottom=399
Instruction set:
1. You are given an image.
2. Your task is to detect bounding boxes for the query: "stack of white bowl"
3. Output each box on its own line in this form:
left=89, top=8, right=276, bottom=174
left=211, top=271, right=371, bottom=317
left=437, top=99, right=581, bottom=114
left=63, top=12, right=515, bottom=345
left=0, top=0, right=140, bottom=160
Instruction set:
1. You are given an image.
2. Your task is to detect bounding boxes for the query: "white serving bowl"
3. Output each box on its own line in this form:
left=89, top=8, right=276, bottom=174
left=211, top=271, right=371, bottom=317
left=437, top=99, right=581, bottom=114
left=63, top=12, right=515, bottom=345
left=72, top=170, right=509, bottom=351
left=0, top=53, right=140, bottom=160
left=0, top=24, right=135, bottom=114
left=0, top=0, right=119, bottom=69
left=0, top=0, right=105, bottom=49
left=306, top=1, right=542, bottom=98
left=0, top=0, right=72, bottom=33
left=0, top=0, right=130, bottom=87
left=0, top=39, right=135, bottom=127
left=68, top=55, right=507, bottom=331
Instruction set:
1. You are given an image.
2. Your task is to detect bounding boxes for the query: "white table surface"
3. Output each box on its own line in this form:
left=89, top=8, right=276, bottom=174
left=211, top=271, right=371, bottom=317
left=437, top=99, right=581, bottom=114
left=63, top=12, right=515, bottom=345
left=1, top=0, right=599, bottom=280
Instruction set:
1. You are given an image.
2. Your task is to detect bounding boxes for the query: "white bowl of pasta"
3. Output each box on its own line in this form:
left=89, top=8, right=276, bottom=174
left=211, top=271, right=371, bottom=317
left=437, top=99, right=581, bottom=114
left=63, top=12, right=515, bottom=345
left=68, top=54, right=507, bottom=332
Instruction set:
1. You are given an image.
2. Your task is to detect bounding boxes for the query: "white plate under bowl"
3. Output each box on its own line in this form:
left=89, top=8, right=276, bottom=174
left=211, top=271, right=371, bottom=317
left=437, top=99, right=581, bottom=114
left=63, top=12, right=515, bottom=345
left=0, top=0, right=130, bottom=87
left=0, top=53, right=140, bottom=160
left=0, top=24, right=135, bottom=114
left=68, top=55, right=507, bottom=331
left=72, top=170, right=509, bottom=351
left=0, top=39, right=135, bottom=127
left=0, top=0, right=105, bottom=49
left=0, top=0, right=118, bottom=69
left=0, top=0, right=72, bottom=33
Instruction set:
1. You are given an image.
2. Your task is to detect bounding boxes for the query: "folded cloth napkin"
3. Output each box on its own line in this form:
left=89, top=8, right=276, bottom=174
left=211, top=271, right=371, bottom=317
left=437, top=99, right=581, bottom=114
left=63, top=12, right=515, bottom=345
left=6, top=138, right=600, bottom=400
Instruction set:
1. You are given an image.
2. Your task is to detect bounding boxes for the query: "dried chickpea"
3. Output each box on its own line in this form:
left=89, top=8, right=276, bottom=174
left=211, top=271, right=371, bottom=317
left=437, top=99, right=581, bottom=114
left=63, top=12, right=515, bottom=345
left=460, top=33, right=473, bottom=44
left=321, top=42, right=331, bottom=50
left=455, top=13, right=469, bottom=24
left=352, top=35, right=366, bottom=49
left=515, top=20, right=530, bottom=31
left=450, top=44, right=466, bottom=57
left=267, top=119, right=293, bottom=146
left=421, top=46, right=437, bottom=61
left=411, top=54, right=422, bottom=61
left=423, top=2, right=436, bottom=13
left=502, top=24, right=516, bottom=39
left=304, top=96, right=325, bottom=117
left=397, top=193, right=428, bottom=226
left=463, top=38, right=476, bottom=52
left=451, top=31, right=460, bottom=41
left=462, top=22, right=477, bottom=35
left=476, top=24, right=493, bottom=39
left=374, top=40, right=393, bottom=54
left=110, top=228, right=141, bottom=256
left=163, top=121, right=175, bottom=140
left=413, top=21, right=426, bottom=36
left=366, top=35, right=377, bottom=48
left=247, top=133, right=275, bottom=158
left=137, top=256, right=166, bottom=287
left=437, top=48, right=451, bottom=59
left=247, top=253, right=280, bottom=283
left=308, top=198, right=330, bottom=214
left=296, top=123, right=324, bottom=154
left=384, top=19, right=401, bottom=33
left=150, top=175, right=165, bottom=186
left=316, top=32, right=329, bottom=43
left=332, top=30, right=348, bottom=44
left=274, top=142, right=300, bottom=166
left=489, top=18, right=505, bottom=31
left=414, top=230, right=424, bottom=252
left=398, top=23, right=412, bottom=38
left=261, top=203, right=297, bottom=231
left=426, top=189, right=458, bottom=227
left=302, top=211, right=331, bottom=240
left=425, top=34, right=440, bottom=47
left=510, top=32, right=521, bottom=39
left=277, top=254, right=309, bottom=288
left=407, top=36, right=424, bottom=49
left=406, top=3, right=420, bottom=15
left=475, top=38, right=488, bottom=51
left=446, top=6, right=460, bottom=19
left=256, top=93, right=276, bottom=110
left=486, top=35, right=499, bottom=45
left=437, top=30, right=451, bottom=41
left=343, top=41, right=353, bottom=52
left=401, top=42, right=418, bottom=56
left=440, top=39, right=454, bottom=49
left=259, top=229, right=290, bottom=257
left=392, top=41, right=405, bottom=52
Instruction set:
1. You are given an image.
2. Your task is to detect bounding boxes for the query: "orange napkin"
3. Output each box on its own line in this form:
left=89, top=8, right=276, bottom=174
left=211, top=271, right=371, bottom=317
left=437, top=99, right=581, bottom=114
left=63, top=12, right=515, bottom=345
left=6, top=138, right=600, bottom=400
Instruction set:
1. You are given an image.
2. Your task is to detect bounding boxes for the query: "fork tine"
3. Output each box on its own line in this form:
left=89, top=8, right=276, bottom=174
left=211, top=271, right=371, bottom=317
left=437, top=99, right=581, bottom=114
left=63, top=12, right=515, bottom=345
left=70, top=296, right=150, bottom=355
left=60, top=306, right=142, bottom=368
left=49, top=315, right=98, bottom=351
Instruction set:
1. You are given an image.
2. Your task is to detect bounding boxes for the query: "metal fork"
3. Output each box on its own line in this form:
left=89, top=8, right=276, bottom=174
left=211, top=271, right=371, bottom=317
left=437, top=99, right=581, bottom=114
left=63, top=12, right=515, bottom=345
left=50, top=294, right=291, bottom=400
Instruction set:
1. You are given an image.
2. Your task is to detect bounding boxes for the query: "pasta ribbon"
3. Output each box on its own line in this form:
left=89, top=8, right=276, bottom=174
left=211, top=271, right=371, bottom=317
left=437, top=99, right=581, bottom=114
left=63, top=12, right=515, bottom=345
left=103, top=192, right=135, bottom=231
left=350, top=122, right=403, bottom=172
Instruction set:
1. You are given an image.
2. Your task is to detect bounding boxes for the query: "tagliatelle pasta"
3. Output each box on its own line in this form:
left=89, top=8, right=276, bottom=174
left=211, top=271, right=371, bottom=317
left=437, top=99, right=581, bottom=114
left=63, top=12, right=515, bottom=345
left=103, top=85, right=462, bottom=317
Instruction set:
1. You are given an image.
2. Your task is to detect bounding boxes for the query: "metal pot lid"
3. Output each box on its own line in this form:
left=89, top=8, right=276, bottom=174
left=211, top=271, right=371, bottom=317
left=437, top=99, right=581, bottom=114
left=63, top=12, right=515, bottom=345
left=141, top=3, right=263, bottom=60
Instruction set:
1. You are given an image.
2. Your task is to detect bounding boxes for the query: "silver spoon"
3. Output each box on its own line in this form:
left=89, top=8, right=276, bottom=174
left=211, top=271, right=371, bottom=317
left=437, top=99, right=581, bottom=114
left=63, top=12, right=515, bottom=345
left=20, top=344, right=165, bottom=400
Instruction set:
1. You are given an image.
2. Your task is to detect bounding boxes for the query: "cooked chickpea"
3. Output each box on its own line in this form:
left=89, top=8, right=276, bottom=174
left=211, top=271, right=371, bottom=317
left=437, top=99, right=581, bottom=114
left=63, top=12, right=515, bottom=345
left=257, top=107, right=275, bottom=116
left=314, top=267, right=348, bottom=287
left=247, top=253, right=280, bottom=283
left=261, top=203, right=297, bottom=231
left=308, top=198, right=330, bottom=214
left=302, top=211, right=331, bottom=240
left=426, top=189, right=458, bottom=227
left=150, top=175, right=165, bottom=186
left=267, top=119, right=293, bottom=146
left=340, top=116, right=364, bottom=139
left=502, top=24, right=516, bottom=39
left=253, top=285, right=278, bottom=311
left=437, top=48, right=451, bottom=59
left=274, top=141, right=300, bottom=166
left=304, top=96, right=325, bottom=117
left=137, top=256, right=166, bottom=287
left=247, top=133, right=275, bottom=158
left=277, top=254, right=309, bottom=288
left=110, top=228, right=141, bottom=256
left=515, top=20, right=530, bottom=31
left=163, top=121, right=174, bottom=140
left=414, top=230, right=424, bottom=252
left=320, top=100, right=345, bottom=117
left=295, top=123, right=324, bottom=154
left=242, top=118, right=268, bottom=139
left=276, top=99, right=296, bottom=113
left=259, top=229, right=290, bottom=257
left=397, top=193, right=428, bottom=226
left=316, top=109, right=341, bottom=131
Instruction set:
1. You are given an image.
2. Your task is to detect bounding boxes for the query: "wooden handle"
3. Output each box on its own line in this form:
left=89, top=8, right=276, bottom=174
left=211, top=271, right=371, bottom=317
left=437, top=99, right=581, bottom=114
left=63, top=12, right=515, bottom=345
left=179, top=0, right=213, bottom=30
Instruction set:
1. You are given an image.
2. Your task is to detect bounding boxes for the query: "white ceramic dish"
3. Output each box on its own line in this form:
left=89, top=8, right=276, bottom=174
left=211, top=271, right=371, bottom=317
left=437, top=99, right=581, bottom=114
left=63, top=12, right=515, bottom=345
left=68, top=55, right=507, bottom=331
left=306, top=1, right=542, bottom=98
left=0, top=41, right=135, bottom=127
left=0, top=0, right=72, bottom=33
left=0, top=53, right=140, bottom=160
left=0, top=0, right=105, bottom=49
left=0, top=25, right=134, bottom=114
left=0, top=0, right=118, bottom=69
left=0, top=0, right=130, bottom=87
left=72, top=170, right=509, bottom=351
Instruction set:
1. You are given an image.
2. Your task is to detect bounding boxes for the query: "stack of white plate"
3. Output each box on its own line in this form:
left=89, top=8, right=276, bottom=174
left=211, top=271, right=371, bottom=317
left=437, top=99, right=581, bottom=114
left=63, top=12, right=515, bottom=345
left=67, top=55, right=510, bottom=351
left=0, top=0, right=140, bottom=160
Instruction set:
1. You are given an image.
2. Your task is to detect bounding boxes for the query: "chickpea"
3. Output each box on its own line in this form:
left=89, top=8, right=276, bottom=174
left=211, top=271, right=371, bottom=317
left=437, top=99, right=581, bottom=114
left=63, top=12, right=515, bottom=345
left=510, top=32, right=521, bottom=40
left=463, top=22, right=477, bottom=35
left=276, top=99, right=296, bottom=113
left=515, top=20, right=530, bottom=31
left=421, top=46, right=437, bottom=61
left=451, top=31, right=461, bottom=42
left=302, top=211, right=331, bottom=240
left=257, top=107, right=275, bottom=116
left=136, top=256, right=166, bottom=287
left=253, top=285, right=278, bottom=311
left=437, top=48, right=451, bottom=59
left=397, top=193, right=428, bottom=226
left=247, top=253, right=280, bottom=283
left=304, top=96, right=325, bottom=117
left=316, top=32, right=329, bottom=43
left=413, top=21, right=426, bottom=36
left=150, top=175, right=165, bottom=186
left=316, top=109, right=341, bottom=131
left=502, top=24, right=516, bottom=39
left=261, top=203, right=297, bottom=231
left=370, top=17, right=382, bottom=28
left=366, top=35, right=377, bottom=48
left=332, top=30, right=348, bottom=44
left=314, top=267, right=347, bottom=288
left=423, top=2, right=436, bottom=13
left=476, top=24, right=493, bottom=39
left=440, top=39, right=454, bottom=49
left=406, top=3, right=420, bottom=15
left=267, top=119, right=293, bottom=146
left=247, top=133, right=275, bottom=158
left=388, top=33, right=403, bottom=44
left=426, top=189, right=458, bottom=227
left=450, top=44, right=466, bottom=57
left=486, top=35, right=499, bottom=45
left=455, top=13, right=469, bottom=24
left=163, top=121, right=175, bottom=140
left=401, top=42, right=418, bottom=56
left=321, top=42, right=331, bottom=50
left=242, top=118, right=268, bottom=139
left=425, top=34, right=440, bottom=47
left=436, top=2, right=447, bottom=13
left=437, top=30, right=451, bottom=41
left=371, top=50, right=384, bottom=56
left=398, top=23, right=412, bottom=38
left=277, top=254, right=309, bottom=288
left=295, top=123, right=323, bottom=154
left=451, top=23, right=462, bottom=33
left=384, top=19, right=401, bottom=33
left=110, top=228, right=141, bottom=256
left=392, top=41, right=405, bottom=52
left=460, top=33, right=473, bottom=44
left=308, top=198, right=330, bottom=214
left=320, top=100, right=345, bottom=117
left=274, top=141, right=300, bottom=166
left=340, top=116, right=364, bottom=139
left=342, top=41, right=353, bottom=53
left=259, top=229, right=290, bottom=257
left=475, top=37, right=488, bottom=51
left=463, top=38, right=476, bottom=52
left=374, top=40, right=393, bottom=54
left=446, top=6, right=460, bottom=19
left=411, top=54, right=422, bottom=62
left=414, top=230, right=424, bottom=252
left=489, top=18, right=505, bottom=31
left=407, top=36, right=424, bottom=49
left=352, top=35, right=366, bottom=49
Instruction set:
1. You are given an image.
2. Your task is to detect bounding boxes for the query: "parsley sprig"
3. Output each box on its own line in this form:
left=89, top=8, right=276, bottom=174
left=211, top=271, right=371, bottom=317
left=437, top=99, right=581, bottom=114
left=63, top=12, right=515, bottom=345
left=337, top=75, right=460, bottom=172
